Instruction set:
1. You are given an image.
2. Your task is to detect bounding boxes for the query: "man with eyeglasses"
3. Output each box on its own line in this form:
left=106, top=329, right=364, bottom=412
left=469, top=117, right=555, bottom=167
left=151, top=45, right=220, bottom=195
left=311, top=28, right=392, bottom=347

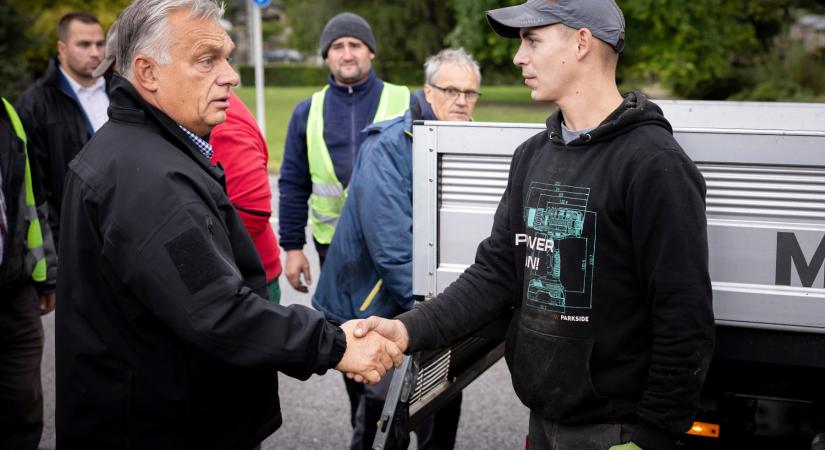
left=312, top=48, right=481, bottom=450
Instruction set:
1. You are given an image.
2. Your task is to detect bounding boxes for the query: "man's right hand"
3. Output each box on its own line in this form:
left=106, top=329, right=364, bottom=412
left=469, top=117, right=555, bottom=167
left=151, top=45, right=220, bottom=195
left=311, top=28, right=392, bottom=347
left=284, top=249, right=311, bottom=292
left=353, top=317, right=410, bottom=354
left=337, top=320, right=403, bottom=384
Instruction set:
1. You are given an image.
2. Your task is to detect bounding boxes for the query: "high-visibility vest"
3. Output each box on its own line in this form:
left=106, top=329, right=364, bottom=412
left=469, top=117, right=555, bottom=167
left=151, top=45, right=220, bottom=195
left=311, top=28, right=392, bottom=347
left=307, top=82, right=409, bottom=244
left=2, top=98, right=46, bottom=282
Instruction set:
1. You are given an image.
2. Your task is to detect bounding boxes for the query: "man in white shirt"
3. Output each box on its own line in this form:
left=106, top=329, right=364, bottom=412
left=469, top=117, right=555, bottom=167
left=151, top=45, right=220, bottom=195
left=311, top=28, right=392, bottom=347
left=15, top=12, right=110, bottom=243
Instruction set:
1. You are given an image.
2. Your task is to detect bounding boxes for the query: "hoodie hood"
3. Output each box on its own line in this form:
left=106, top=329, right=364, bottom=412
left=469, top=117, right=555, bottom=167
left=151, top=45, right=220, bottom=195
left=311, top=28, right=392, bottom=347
left=411, top=88, right=437, bottom=121
left=546, top=91, right=672, bottom=146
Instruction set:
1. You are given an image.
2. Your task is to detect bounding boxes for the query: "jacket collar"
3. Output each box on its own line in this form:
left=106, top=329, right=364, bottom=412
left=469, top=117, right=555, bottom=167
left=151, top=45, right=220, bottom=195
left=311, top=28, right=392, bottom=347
left=326, top=70, right=378, bottom=95
left=363, top=109, right=412, bottom=137
left=411, top=89, right=437, bottom=122
left=45, top=55, right=106, bottom=138
left=106, top=75, right=224, bottom=182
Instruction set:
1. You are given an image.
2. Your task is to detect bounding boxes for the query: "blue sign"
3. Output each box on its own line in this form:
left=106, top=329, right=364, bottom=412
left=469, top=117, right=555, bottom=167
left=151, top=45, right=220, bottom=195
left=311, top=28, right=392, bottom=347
left=252, top=0, right=271, bottom=8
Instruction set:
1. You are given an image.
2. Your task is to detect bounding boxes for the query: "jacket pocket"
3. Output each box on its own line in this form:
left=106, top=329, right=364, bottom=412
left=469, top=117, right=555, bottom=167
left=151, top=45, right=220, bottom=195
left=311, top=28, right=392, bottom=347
left=508, top=324, right=605, bottom=421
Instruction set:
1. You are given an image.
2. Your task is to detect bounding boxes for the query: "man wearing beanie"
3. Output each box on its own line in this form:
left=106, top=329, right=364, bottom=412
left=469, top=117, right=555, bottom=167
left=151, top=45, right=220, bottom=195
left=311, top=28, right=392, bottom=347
left=351, top=1, right=715, bottom=449
left=279, top=12, right=410, bottom=297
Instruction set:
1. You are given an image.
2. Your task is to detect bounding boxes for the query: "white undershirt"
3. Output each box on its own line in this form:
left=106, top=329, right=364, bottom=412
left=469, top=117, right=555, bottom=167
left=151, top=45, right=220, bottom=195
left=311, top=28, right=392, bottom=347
left=59, top=67, right=110, bottom=132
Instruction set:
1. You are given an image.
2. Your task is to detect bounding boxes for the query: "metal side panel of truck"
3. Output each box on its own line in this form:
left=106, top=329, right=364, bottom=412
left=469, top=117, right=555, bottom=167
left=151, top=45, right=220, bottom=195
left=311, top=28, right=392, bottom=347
left=375, top=100, right=825, bottom=448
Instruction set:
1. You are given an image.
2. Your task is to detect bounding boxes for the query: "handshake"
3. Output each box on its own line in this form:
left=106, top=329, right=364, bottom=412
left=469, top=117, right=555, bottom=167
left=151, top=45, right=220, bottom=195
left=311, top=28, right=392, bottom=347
left=334, top=317, right=410, bottom=384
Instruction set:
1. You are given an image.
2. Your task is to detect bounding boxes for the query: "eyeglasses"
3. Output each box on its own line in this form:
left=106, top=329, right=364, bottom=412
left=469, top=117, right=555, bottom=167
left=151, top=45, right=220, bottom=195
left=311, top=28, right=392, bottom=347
left=429, top=84, right=481, bottom=101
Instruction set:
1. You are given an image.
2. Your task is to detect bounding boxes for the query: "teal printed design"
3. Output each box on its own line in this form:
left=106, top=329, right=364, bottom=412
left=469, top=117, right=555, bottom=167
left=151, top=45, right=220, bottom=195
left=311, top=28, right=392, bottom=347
left=523, top=182, right=597, bottom=313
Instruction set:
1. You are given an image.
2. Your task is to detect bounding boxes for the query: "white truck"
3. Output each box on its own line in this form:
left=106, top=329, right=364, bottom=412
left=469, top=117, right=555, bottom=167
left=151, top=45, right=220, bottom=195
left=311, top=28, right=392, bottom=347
left=374, top=100, right=825, bottom=449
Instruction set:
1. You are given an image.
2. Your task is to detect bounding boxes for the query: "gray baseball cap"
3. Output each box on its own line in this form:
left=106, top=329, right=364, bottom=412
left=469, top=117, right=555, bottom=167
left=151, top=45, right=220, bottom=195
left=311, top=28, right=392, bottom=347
left=92, top=19, right=119, bottom=78
left=486, top=0, right=626, bottom=52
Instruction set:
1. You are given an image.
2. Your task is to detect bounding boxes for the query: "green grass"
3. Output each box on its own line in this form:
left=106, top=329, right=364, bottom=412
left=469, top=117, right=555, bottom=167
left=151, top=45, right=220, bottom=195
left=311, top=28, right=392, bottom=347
left=235, top=86, right=551, bottom=172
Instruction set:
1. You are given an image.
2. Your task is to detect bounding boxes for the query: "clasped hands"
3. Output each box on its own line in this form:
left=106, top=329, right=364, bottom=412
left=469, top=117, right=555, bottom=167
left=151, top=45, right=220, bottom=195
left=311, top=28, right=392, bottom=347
left=335, top=317, right=410, bottom=384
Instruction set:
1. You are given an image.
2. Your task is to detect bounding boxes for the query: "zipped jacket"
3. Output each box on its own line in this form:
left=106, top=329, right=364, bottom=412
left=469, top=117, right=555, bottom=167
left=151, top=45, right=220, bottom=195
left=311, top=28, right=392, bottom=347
left=278, top=71, right=411, bottom=250
left=56, top=76, right=346, bottom=450
left=15, top=55, right=107, bottom=243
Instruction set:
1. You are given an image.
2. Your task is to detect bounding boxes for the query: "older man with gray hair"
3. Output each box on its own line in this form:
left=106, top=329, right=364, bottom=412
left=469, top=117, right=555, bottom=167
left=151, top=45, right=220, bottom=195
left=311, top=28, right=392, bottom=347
left=55, top=1, right=402, bottom=448
left=312, top=47, right=482, bottom=450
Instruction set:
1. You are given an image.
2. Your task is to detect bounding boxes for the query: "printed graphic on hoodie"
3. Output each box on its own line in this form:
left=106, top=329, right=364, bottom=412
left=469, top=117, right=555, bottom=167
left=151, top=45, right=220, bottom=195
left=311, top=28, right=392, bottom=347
left=519, top=182, right=597, bottom=316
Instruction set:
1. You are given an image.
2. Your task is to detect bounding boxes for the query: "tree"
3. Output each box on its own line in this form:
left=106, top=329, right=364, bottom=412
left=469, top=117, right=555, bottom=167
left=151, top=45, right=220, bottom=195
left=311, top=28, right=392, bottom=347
left=444, top=0, right=815, bottom=98
left=446, top=0, right=522, bottom=84
left=16, top=0, right=131, bottom=86
left=283, top=0, right=456, bottom=83
left=0, top=2, right=33, bottom=101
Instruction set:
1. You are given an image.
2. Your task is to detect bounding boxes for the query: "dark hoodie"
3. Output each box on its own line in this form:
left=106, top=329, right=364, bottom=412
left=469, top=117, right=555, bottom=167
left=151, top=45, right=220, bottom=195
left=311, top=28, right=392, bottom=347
left=398, top=92, right=714, bottom=450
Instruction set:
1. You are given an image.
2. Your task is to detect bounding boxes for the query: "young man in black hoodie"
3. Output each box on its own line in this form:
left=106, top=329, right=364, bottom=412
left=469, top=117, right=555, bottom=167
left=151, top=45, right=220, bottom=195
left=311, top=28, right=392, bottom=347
left=352, top=1, right=715, bottom=449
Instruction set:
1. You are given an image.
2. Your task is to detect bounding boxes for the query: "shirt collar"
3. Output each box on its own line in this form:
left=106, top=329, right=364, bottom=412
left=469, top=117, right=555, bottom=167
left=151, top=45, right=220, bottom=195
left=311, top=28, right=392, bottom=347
left=178, top=125, right=213, bottom=160
left=58, top=66, right=105, bottom=95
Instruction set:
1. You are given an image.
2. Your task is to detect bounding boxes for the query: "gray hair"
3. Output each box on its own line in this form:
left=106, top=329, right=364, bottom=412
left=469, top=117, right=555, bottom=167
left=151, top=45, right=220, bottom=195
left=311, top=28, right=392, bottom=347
left=424, top=47, right=482, bottom=86
left=116, top=0, right=225, bottom=79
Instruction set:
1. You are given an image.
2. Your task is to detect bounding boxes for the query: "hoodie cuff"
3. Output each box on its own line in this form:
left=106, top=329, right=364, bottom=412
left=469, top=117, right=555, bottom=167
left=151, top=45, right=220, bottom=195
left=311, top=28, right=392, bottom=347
left=628, top=422, right=676, bottom=450
left=33, top=280, right=56, bottom=296
left=396, top=308, right=433, bottom=354
left=281, top=242, right=305, bottom=251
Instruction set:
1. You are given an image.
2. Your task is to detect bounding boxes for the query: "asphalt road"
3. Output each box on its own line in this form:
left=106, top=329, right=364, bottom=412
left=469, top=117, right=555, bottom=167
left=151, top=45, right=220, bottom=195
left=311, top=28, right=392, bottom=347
left=36, top=176, right=529, bottom=449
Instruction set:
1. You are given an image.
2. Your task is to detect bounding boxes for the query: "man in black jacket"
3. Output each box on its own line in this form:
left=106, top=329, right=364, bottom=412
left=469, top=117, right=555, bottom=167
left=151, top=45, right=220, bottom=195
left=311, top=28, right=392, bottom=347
left=352, top=1, right=715, bottom=449
left=1, top=98, right=58, bottom=450
left=56, top=1, right=400, bottom=449
left=15, top=12, right=109, bottom=244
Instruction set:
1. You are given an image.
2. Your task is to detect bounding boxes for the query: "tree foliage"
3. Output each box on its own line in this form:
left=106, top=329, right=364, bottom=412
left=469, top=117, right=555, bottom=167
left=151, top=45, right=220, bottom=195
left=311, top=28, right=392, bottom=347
left=445, top=0, right=522, bottom=83
left=283, top=0, right=455, bottom=82
left=16, top=0, right=131, bottom=82
left=443, top=0, right=823, bottom=98
left=5, top=0, right=825, bottom=100
left=619, top=0, right=795, bottom=98
left=0, top=2, right=33, bottom=100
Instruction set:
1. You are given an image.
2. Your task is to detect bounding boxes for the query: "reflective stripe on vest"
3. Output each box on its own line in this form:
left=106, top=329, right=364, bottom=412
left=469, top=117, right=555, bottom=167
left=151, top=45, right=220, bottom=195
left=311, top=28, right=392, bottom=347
left=2, top=98, right=47, bottom=282
left=306, top=82, right=410, bottom=244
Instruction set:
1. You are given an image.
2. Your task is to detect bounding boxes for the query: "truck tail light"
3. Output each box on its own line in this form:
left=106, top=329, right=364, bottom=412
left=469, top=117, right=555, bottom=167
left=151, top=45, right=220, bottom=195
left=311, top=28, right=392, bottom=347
left=686, top=421, right=720, bottom=438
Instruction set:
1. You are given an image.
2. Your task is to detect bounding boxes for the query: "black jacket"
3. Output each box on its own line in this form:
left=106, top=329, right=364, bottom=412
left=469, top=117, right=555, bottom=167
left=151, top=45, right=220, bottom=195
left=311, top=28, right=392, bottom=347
left=56, top=76, right=346, bottom=450
left=398, top=92, right=714, bottom=450
left=15, top=55, right=102, bottom=243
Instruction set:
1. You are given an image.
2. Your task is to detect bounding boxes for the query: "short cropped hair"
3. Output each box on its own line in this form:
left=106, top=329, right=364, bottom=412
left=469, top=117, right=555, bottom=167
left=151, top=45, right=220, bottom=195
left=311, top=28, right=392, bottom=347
left=424, top=47, right=482, bottom=86
left=58, top=12, right=101, bottom=42
left=115, top=0, right=224, bottom=80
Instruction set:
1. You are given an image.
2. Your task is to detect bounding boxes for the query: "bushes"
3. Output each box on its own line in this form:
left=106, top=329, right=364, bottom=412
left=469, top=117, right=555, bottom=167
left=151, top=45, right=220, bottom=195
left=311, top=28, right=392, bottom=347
left=238, top=64, right=328, bottom=87
left=237, top=62, right=530, bottom=89
left=237, top=63, right=424, bottom=86
left=730, top=42, right=825, bottom=101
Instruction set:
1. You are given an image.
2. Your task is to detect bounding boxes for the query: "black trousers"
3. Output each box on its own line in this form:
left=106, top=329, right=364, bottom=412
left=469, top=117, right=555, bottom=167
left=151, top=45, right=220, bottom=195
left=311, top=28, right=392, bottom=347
left=344, top=374, right=462, bottom=450
left=528, top=412, right=635, bottom=450
left=0, top=284, right=44, bottom=450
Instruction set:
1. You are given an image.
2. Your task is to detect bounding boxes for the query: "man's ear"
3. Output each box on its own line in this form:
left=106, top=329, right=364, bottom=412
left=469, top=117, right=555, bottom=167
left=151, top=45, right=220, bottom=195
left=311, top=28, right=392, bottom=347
left=575, top=28, right=594, bottom=60
left=57, top=40, right=67, bottom=56
left=423, top=83, right=435, bottom=105
left=132, top=55, right=160, bottom=92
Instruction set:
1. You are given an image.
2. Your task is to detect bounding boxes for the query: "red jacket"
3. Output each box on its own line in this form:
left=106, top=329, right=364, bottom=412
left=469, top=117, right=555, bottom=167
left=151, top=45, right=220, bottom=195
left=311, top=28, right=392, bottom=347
left=211, top=92, right=282, bottom=281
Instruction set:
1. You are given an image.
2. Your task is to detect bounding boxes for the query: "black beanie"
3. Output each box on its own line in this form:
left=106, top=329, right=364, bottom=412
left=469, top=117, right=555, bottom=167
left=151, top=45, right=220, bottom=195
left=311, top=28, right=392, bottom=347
left=319, top=12, right=376, bottom=59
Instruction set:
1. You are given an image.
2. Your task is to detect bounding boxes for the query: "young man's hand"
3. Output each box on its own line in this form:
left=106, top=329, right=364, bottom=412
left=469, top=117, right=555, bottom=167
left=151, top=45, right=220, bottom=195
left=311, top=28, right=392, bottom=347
left=336, top=319, right=403, bottom=384
left=352, top=316, right=409, bottom=353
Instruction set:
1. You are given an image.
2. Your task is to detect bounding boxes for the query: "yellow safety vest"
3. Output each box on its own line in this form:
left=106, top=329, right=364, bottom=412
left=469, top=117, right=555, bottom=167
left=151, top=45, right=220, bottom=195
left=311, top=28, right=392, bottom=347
left=2, top=98, right=46, bottom=282
left=306, top=82, right=409, bottom=244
